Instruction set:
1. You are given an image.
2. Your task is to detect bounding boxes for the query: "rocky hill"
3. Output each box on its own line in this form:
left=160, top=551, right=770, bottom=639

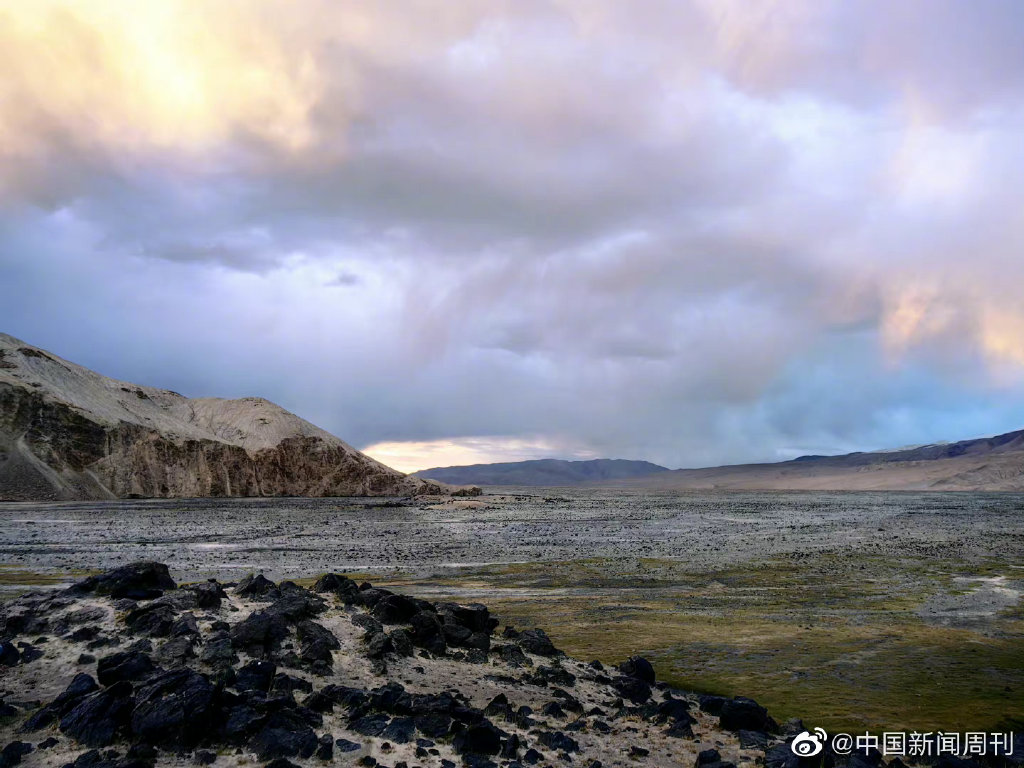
left=0, top=335, right=440, bottom=501
left=413, top=459, right=669, bottom=487
left=0, top=562, right=826, bottom=768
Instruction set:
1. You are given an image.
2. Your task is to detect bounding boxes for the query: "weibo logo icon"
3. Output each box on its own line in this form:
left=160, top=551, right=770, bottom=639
left=791, top=728, right=827, bottom=757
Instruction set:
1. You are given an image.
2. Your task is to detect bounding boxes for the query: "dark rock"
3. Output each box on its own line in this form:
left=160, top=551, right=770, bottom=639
left=497, top=644, right=529, bottom=667
left=69, top=627, right=100, bottom=643
left=22, top=673, right=99, bottom=731
left=764, top=743, right=800, bottom=768
left=236, top=574, right=277, bottom=597
left=200, top=638, right=237, bottom=666
left=697, top=749, right=722, bottom=766
left=263, top=760, right=301, bottom=768
left=59, top=682, right=134, bottom=747
left=541, top=702, right=566, bottom=719
left=483, top=694, right=512, bottom=721
left=194, top=750, right=217, bottom=765
left=312, top=573, right=358, bottom=598
left=0, top=741, right=33, bottom=767
left=154, top=636, right=195, bottom=667
left=365, top=630, right=391, bottom=658
left=528, top=664, right=576, bottom=687
left=185, top=581, right=225, bottom=609
left=265, top=591, right=326, bottom=623
left=382, top=717, right=416, bottom=743
left=70, top=562, right=176, bottom=600
left=230, top=610, right=289, bottom=653
left=248, top=709, right=317, bottom=760
left=372, top=594, right=419, bottom=624
left=719, top=697, right=778, bottom=734
left=618, top=655, right=655, bottom=684
left=335, top=739, right=361, bottom=753
left=124, top=604, right=176, bottom=638
left=131, top=669, right=216, bottom=749
left=517, top=628, right=558, bottom=656
left=413, top=714, right=452, bottom=739
left=271, top=674, right=313, bottom=696
left=630, top=746, right=650, bottom=758
left=738, top=730, right=770, bottom=750
left=452, top=722, right=502, bottom=756
left=538, top=730, right=580, bottom=754
left=351, top=613, right=383, bottom=635
left=666, top=720, right=695, bottom=739
left=235, top=661, right=276, bottom=693
left=656, top=697, right=694, bottom=724
left=296, top=620, right=339, bottom=665
left=408, top=611, right=446, bottom=655
left=314, top=733, right=333, bottom=760
left=698, top=694, right=728, bottom=715
left=523, top=748, right=543, bottom=765
left=350, top=714, right=390, bottom=737
left=170, top=613, right=200, bottom=638
left=14, top=642, right=42, bottom=664
left=37, top=737, right=59, bottom=750
left=126, top=744, right=157, bottom=760
left=97, top=651, right=157, bottom=686
left=389, top=628, right=414, bottom=657
left=0, top=643, right=19, bottom=667
left=612, top=676, right=651, bottom=704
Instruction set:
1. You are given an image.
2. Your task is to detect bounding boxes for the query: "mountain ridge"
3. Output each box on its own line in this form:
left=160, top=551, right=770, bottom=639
left=603, top=429, right=1024, bottom=492
left=0, top=333, right=441, bottom=500
left=413, top=457, right=670, bottom=486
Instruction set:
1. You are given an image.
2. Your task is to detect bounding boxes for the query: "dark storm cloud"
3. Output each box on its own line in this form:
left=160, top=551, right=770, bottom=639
left=1, top=0, right=1023, bottom=470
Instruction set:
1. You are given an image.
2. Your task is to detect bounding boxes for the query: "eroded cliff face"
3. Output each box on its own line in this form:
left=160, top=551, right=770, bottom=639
left=0, top=337, right=440, bottom=501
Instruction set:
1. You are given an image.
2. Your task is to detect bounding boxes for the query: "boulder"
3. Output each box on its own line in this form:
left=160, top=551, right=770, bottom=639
left=248, top=710, right=318, bottom=760
left=22, top=673, right=99, bottom=731
left=235, top=661, right=276, bottom=694
left=517, top=629, right=558, bottom=657
left=408, top=611, right=446, bottom=655
left=130, top=669, right=216, bottom=749
left=296, top=621, right=339, bottom=665
left=719, top=697, right=778, bottom=734
left=71, top=562, right=176, bottom=600
left=59, top=682, right=135, bottom=747
left=124, top=603, right=176, bottom=638
left=453, top=722, right=502, bottom=756
left=611, top=675, right=651, bottom=704
left=618, top=655, right=655, bottom=684
left=537, top=730, right=580, bottom=754
left=371, top=594, right=419, bottom=624
left=230, top=610, right=289, bottom=653
left=236, top=574, right=277, bottom=598
left=96, top=651, right=156, bottom=686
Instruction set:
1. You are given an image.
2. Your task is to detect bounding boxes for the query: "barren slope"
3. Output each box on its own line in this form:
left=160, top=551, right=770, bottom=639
left=0, top=334, right=439, bottom=500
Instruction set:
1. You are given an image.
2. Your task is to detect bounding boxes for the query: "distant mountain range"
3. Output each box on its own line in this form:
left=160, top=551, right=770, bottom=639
left=414, top=431, right=1024, bottom=491
left=413, top=458, right=670, bottom=486
left=0, top=334, right=441, bottom=500
left=615, top=430, right=1024, bottom=492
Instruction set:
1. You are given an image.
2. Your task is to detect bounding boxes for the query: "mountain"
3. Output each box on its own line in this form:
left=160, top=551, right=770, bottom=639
left=413, top=458, right=670, bottom=486
left=613, top=430, right=1024, bottom=492
left=0, top=334, right=442, bottom=500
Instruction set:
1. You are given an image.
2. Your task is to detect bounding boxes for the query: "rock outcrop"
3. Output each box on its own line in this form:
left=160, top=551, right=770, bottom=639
left=2, top=563, right=1002, bottom=768
left=0, top=335, right=441, bottom=500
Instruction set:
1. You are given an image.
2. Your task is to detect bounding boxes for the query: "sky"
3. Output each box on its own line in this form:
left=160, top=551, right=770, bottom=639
left=2, top=1, right=1024, bottom=473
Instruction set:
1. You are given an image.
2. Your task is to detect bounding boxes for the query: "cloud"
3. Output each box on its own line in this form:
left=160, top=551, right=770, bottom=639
left=1, top=0, right=1023, bottom=471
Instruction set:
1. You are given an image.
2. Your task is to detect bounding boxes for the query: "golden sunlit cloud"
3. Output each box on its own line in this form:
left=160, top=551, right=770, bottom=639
left=361, top=436, right=599, bottom=475
left=0, top=0, right=323, bottom=159
left=880, top=280, right=1024, bottom=378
